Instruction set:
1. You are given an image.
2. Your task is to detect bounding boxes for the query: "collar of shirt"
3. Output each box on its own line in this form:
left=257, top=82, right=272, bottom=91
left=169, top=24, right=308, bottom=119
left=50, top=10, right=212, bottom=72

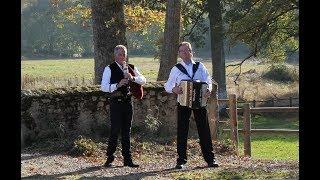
left=179, top=59, right=196, bottom=78
left=115, top=61, right=123, bottom=70
left=180, top=59, right=195, bottom=68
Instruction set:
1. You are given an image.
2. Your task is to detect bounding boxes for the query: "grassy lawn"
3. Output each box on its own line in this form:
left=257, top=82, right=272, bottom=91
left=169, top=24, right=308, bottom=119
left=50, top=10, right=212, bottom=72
left=238, top=133, right=298, bottom=160
left=21, top=58, right=94, bottom=79
left=21, top=57, right=299, bottom=102
left=219, top=115, right=299, bottom=161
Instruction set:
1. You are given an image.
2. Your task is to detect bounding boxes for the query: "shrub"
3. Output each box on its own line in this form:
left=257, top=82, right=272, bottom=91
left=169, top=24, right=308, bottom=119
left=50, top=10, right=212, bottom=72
left=262, top=64, right=299, bottom=82
left=145, top=113, right=162, bottom=132
left=69, top=136, right=100, bottom=157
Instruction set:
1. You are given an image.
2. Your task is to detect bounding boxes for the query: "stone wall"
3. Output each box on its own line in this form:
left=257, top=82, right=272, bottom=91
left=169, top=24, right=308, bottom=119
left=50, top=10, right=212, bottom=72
left=21, top=82, right=194, bottom=147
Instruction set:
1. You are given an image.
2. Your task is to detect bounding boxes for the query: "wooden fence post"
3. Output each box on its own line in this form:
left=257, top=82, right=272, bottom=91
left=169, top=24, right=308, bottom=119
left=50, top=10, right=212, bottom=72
left=229, top=94, right=239, bottom=154
left=271, top=98, right=275, bottom=107
left=289, top=97, right=292, bottom=107
left=243, top=103, right=251, bottom=157
left=252, top=100, right=256, bottom=107
left=208, top=83, right=219, bottom=141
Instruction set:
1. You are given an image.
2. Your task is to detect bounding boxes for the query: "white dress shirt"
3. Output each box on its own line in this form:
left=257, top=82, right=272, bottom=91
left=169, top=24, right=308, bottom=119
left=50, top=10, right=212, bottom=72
left=164, top=59, right=212, bottom=93
left=101, top=62, right=146, bottom=93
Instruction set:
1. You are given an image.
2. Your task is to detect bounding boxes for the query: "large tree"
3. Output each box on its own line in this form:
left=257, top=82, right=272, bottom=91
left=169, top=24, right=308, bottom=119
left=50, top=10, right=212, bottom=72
left=208, top=0, right=227, bottom=99
left=50, top=0, right=166, bottom=83
left=157, top=0, right=181, bottom=81
left=90, top=0, right=127, bottom=84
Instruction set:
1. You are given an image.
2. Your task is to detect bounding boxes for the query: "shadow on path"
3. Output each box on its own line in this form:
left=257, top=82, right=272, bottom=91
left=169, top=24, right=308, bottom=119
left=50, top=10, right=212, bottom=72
left=22, top=164, right=213, bottom=179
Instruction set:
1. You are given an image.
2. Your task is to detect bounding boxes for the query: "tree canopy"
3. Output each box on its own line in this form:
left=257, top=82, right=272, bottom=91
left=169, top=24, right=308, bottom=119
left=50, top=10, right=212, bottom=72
left=22, top=0, right=299, bottom=63
left=224, top=0, right=299, bottom=63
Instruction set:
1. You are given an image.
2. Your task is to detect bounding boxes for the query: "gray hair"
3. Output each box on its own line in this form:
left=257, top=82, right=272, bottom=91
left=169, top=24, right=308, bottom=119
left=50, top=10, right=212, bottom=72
left=114, top=45, right=127, bottom=57
left=178, top=41, right=193, bottom=51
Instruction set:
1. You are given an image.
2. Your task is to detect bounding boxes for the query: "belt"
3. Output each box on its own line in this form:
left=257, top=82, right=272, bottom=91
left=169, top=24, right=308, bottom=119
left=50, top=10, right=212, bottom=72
left=109, top=96, right=131, bottom=103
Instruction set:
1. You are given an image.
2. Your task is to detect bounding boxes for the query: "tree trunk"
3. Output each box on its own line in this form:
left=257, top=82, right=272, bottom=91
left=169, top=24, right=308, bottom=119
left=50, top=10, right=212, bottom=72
left=157, top=0, right=181, bottom=81
left=208, top=0, right=227, bottom=99
left=91, top=0, right=127, bottom=84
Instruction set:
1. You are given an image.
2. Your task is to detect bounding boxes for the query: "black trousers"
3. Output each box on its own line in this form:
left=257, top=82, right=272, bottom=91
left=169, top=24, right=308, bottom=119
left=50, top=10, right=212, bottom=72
left=177, top=104, right=215, bottom=164
left=106, top=100, right=133, bottom=162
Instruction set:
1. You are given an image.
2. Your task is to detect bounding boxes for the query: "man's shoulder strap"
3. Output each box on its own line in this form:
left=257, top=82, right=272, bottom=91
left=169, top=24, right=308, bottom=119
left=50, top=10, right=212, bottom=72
left=175, top=62, right=200, bottom=79
left=175, top=63, right=191, bottom=78
left=192, top=62, right=200, bottom=76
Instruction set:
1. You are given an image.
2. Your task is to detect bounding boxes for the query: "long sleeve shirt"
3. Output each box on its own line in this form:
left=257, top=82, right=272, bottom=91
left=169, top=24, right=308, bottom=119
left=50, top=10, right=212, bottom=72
left=101, top=62, right=146, bottom=93
left=164, top=59, right=212, bottom=93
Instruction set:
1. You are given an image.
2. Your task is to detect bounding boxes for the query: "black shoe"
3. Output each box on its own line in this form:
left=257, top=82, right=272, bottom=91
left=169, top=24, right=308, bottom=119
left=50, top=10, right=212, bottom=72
left=124, top=161, right=139, bottom=168
left=104, top=162, right=113, bottom=167
left=207, top=161, right=219, bottom=167
left=103, top=159, right=113, bottom=167
left=175, top=163, right=185, bottom=169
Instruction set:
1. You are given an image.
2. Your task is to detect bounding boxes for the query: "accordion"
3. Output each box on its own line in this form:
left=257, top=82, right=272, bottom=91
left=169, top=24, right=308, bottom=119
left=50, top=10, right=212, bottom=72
left=177, top=80, right=208, bottom=109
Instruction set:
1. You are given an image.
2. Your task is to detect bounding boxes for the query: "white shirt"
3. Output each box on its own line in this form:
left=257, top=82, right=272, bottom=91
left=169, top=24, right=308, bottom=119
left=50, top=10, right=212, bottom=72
left=164, top=59, right=212, bottom=93
left=101, top=62, right=146, bottom=93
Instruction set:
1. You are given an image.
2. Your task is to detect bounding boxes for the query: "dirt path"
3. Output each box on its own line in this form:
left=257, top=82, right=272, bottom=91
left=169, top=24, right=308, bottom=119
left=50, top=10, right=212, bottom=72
left=21, top=150, right=299, bottom=179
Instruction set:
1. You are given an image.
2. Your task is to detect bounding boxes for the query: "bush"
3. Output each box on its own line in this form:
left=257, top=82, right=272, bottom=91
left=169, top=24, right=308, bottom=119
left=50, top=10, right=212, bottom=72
left=262, top=64, right=299, bottom=82
left=69, top=136, right=100, bottom=157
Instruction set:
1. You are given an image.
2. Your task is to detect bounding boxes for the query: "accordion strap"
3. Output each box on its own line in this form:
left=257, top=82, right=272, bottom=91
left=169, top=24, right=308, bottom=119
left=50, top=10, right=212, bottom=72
left=175, top=62, right=200, bottom=80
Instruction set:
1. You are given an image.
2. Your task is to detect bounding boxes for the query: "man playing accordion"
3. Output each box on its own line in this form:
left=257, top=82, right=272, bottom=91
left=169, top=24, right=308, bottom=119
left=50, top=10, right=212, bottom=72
left=164, top=42, right=219, bottom=169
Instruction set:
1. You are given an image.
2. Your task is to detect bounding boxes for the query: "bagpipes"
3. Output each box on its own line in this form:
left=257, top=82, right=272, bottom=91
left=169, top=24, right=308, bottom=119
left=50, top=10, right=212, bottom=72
left=123, top=62, right=144, bottom=99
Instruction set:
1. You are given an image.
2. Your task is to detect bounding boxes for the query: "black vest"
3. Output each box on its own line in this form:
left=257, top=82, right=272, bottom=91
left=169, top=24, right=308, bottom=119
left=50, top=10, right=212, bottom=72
left=109, top=62, right=134, bottom=96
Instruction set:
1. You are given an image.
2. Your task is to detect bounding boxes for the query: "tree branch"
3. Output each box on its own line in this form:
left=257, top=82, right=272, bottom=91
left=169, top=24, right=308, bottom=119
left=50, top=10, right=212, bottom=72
left=230, top=6, right=297, bottom=40
left=181, top=10, right=205, bottom=40
left=226, top=51, right=255, bottom=85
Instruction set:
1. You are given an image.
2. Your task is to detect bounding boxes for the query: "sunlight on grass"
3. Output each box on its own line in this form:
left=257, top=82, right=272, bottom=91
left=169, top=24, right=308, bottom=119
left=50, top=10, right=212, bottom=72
left=220, top=115, right=299, bottom=161
left=239, top=134, right=299, bottom=160
left=21, top=57, right=299, bottom=103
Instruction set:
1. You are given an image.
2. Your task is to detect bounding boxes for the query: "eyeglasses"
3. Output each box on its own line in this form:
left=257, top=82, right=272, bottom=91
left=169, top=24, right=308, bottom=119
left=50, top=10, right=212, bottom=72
left=179, top=49, right=192, bottom=53
left=117, top=53, right=126, bottom=57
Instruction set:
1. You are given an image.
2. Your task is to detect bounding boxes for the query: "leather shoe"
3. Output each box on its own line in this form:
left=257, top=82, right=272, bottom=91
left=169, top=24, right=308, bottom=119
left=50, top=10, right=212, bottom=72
left=207, top=161, right=219, bottom=167
left=175, top=163, right=185, bottom=169
left=104, top=161, right=113, bottom=167
left=103, top=159, right=113, bottom=167
left=124, top=161, right=139, bottom=167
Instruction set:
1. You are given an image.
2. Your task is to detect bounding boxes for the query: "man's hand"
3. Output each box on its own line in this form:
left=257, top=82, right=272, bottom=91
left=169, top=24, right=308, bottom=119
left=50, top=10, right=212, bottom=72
left=117, top=78, right=129, bottom=88
left=124, top=73, right=133, bottom=80
left=172, top=86, right=183, bottom=94
left=205, top=89, right=211, bottom=98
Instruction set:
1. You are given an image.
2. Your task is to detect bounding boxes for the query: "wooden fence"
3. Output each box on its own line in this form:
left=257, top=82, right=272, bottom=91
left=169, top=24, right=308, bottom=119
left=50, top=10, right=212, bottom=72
left=207, top=93, right=299, bottom=157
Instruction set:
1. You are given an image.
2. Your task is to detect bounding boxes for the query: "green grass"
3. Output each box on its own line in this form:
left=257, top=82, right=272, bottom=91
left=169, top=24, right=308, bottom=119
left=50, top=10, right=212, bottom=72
left=238, top=114, right=299, bottom=129
left=21, top=58, right=94, bottom=79
left=21, top=57, right=273, bottom=81
left=21, top=57, right=299, bottom=103
left=238, top=133, right=299, bottom=160
left=220, top=115, right=299, bottom=161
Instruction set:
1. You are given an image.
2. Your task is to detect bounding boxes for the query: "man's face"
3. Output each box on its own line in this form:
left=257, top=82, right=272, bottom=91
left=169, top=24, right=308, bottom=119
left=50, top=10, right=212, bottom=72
left=115, top=48, right=126, bottom=64
left=178, top=44, right=192, bottom=60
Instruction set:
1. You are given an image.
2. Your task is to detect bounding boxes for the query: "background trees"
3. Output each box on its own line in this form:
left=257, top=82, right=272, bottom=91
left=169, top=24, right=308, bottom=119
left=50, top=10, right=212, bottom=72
left=21, top=0, right=299, bottom=86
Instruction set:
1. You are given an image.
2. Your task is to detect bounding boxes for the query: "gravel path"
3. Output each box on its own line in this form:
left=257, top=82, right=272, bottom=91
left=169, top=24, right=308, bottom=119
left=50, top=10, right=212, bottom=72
left=21, top=150, right=299, bottom=179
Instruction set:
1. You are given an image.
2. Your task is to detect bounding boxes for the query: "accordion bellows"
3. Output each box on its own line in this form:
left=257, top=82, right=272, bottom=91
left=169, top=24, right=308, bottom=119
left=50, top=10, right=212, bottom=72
left=178, top=80, right=208, bottom=109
